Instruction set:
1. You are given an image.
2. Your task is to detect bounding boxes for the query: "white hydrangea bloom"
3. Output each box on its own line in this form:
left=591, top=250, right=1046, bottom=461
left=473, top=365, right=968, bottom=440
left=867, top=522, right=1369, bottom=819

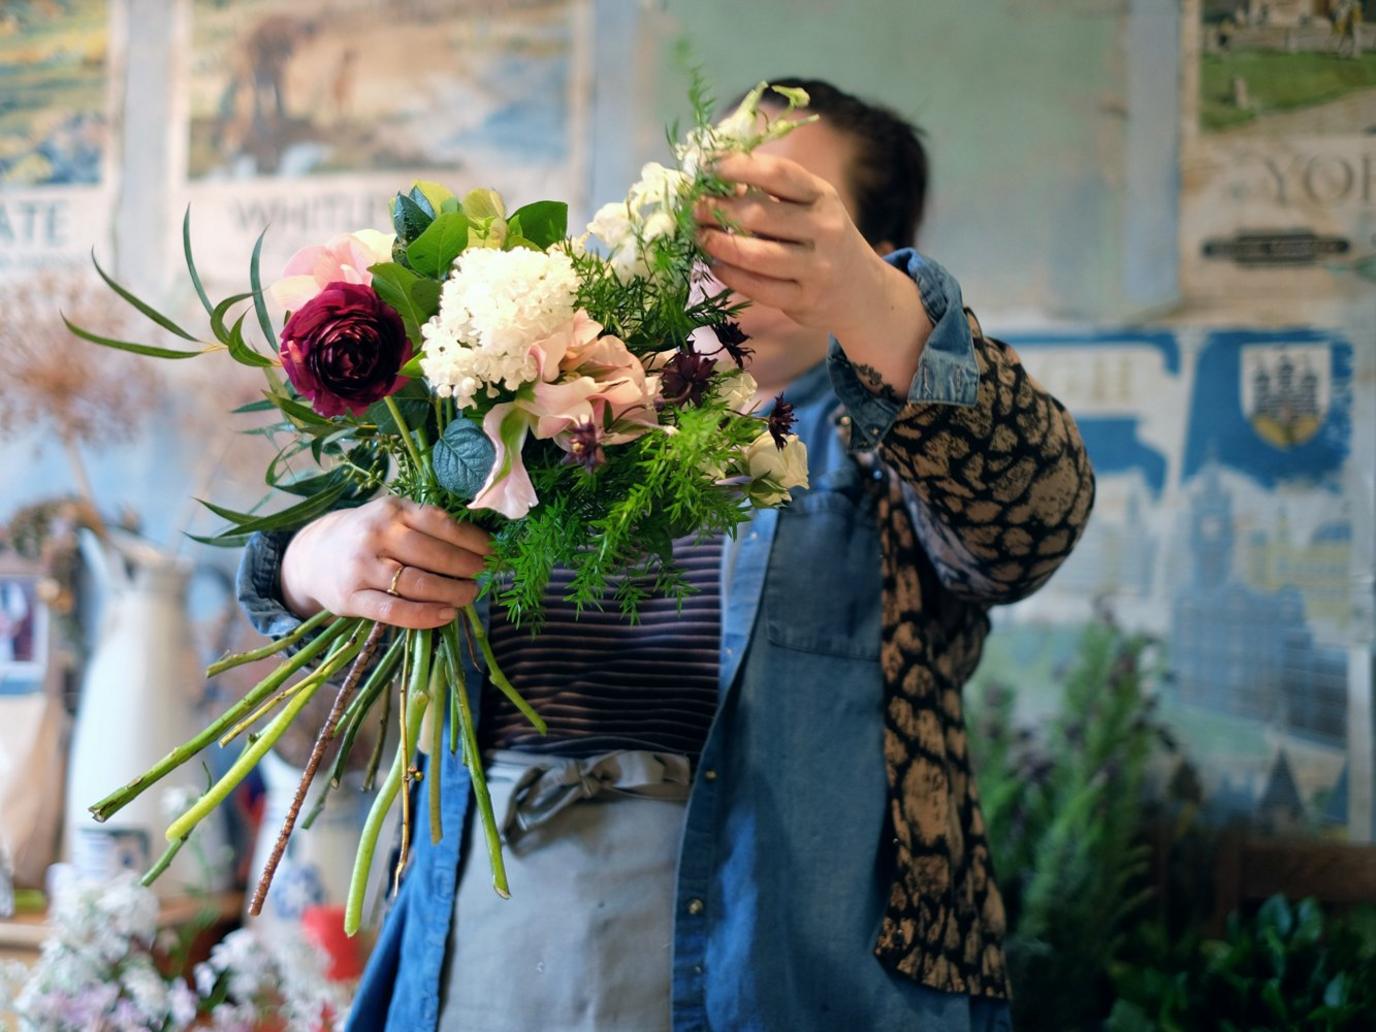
left=421, top=247, right=578, bottom=408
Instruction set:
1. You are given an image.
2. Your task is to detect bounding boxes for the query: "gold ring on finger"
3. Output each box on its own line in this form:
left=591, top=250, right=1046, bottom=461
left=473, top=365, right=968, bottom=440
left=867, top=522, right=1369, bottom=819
left=386, top=564, right=405, bottom=597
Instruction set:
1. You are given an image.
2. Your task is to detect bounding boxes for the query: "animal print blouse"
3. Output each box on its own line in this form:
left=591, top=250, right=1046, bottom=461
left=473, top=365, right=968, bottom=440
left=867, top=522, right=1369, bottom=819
left=857, top=312, right=1095, bottom=999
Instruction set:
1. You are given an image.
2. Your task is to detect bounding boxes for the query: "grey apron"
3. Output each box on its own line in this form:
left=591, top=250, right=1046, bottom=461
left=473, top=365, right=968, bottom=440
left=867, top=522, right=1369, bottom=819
left=438, top=750, right=692, bottom=1032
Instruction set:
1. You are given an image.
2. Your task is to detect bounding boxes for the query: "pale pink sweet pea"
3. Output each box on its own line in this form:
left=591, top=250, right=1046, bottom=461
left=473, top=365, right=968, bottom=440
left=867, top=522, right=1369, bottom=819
left=467, top=313, right=662, bottom=519
left=270, top=229, right=395, bottom=312
left=469, top=403, right=539, bottom=519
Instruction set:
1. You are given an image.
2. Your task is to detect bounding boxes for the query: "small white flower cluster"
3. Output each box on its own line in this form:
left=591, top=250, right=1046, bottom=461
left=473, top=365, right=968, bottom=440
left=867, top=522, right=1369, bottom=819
left=585, top=161, right=690, bottom=282
left=4, top=874, right=197, bottom=1032
left=194, top=926, right=348, bottom=1032
left=421, top=246, right=579, bottom=408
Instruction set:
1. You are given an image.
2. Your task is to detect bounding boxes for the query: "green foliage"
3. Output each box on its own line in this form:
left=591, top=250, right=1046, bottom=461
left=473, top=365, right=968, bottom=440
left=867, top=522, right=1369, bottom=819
left=431, top=415, right=495, bottom=503
left=970, top=623, right=1172, bottom=1030
left=487, top=396, right=759, bottom=627
left=405, top=212, right=470, bottom=279
left=509, top=200, right=568, bottom=249
left=368, top=261, right=441, bottom=345
left=1109, top=897, right=1376, bottom=1031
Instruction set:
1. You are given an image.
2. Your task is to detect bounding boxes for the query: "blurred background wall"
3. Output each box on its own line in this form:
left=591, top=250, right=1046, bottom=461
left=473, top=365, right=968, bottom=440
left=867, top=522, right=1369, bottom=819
left=1, top=0, right=1372, bottom=887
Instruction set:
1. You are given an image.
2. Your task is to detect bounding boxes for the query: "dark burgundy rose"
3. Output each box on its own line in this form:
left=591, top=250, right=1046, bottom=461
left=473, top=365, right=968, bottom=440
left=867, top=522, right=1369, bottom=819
left=280, top=281, right=412, bottom=418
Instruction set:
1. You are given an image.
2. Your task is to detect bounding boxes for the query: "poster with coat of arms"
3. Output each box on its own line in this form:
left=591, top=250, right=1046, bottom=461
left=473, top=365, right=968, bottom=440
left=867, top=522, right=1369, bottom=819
left=974, top=325, right=1373, bottom=841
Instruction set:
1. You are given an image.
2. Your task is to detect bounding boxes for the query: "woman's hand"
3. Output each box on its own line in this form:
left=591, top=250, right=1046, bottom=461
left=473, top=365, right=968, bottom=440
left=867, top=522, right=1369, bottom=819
left=694, top=151, right=933, bottom=398
left=279, top=497, right=489, bottom=629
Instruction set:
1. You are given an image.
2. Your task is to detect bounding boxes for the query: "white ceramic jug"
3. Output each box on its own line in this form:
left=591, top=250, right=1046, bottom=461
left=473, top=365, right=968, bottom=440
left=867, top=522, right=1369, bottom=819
left=63, top=530, right=231, bottom=897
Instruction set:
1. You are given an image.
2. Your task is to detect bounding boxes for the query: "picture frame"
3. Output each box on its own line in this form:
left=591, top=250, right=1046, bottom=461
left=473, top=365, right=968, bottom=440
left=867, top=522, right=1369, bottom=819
left=0, top=556, right=54, bottom=699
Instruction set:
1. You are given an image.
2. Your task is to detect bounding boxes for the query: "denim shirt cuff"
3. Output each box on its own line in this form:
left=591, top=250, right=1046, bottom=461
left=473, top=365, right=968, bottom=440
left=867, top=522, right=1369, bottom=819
left=235, top=530, right=306, bottom=641
left=826, top=247, right=979, bottom=450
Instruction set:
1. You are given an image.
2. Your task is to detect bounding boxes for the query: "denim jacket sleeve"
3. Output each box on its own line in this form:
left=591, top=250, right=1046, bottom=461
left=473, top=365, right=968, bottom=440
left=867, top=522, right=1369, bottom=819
left=826, top=247, right=979, bottom=451
left=235, top=529, right=306, bottom=640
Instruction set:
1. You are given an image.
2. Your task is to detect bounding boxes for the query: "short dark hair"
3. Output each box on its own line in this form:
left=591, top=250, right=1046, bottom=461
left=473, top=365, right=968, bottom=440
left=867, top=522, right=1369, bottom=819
left=750, top=77, right=929, bottom=249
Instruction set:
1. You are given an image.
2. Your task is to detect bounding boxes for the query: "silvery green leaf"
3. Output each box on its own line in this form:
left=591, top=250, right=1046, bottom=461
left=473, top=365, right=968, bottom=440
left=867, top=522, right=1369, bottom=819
left=433, top=416, right=496, bottom=502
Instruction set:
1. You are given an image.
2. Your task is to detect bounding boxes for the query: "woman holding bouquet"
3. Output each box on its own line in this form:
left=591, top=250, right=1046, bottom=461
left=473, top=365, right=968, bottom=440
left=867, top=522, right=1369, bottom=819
left=240, top=78, right=1092, bottom=1032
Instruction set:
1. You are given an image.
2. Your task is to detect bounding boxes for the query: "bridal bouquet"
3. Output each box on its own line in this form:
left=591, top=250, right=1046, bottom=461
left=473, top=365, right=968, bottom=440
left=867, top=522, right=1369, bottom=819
left=67, top=83, right=813, bottom=934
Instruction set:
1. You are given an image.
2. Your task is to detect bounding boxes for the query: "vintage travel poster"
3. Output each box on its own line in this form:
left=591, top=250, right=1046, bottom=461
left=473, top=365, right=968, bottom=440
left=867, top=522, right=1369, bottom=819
left=1179, top=0, right=1376, bottom=300
left=178, top=0, right=592, bottom=284
left=0, top=0, right=119, bottom=272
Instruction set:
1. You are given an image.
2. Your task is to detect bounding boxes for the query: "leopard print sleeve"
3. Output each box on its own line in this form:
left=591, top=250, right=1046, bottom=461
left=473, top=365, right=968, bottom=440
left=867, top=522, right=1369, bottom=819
left=877, top=315, right=1095, bottom=604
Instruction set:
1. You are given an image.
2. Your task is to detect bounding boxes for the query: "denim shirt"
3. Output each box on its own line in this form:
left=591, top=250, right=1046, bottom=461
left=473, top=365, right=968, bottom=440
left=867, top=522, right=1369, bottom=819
left=238, top=250, right=1009, bottom=1032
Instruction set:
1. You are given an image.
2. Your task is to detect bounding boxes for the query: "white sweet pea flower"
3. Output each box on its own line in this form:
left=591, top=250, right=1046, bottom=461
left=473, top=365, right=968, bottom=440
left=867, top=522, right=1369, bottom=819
left=744, top=431, right=808, bottom=506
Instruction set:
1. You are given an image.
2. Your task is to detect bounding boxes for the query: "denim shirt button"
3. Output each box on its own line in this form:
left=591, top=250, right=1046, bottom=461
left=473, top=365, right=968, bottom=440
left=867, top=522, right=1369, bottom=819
left=687, top=897, right=705, bottom=915
left=692, top=964, right=704, bottom=975
left=703, top=768, right=718, bottom=782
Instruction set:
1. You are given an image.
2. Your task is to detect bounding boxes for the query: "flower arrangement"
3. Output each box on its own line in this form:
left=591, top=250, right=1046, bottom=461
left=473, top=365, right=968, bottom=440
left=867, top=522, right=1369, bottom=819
left=0, top=873, right=347, bottom=1031
left=67, top=82, right=814, bottom=935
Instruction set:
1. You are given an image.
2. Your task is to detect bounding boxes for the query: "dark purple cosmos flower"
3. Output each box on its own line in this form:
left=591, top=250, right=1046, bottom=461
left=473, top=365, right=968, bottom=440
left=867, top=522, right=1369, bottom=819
left=767, top=395, right=795, bottom=449
left=279, top=281, right=412, bottom=418
left=562, top=421, right=606, bottom=472
left=659, top=351, right=716, bottom=407
left=712, top=320, right=753, bottom=366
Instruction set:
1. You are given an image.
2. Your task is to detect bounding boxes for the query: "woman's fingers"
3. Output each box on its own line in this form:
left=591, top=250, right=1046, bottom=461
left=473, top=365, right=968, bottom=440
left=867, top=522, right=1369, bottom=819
left=348, top=589, right=461, bottom=630
left=395, top=500, right=493, bottom=556
left=384, top=524, right=488, bottom=580
left=697, top=227, right=807, bottom=280
left=707, top=257, right=803, bottom=311
left=709, top=152, right=825, bottom=204
left=375, top=560, right=479, bottom=609
left=695, top=194, right=813, bottom=244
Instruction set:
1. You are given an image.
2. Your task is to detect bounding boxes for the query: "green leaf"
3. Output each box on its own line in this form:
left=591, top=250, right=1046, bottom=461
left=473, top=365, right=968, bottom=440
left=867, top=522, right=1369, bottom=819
left=209, top=291, right=254, bottom=345
left=1323, top=972, right=1348, bottom=1008
left=369, top=262, right=440, bottom=344
left=391, top=193, right=434, bottom=244
left=1258, top=895, right=1294, bottom=940
left=182, top=208, right=215, bottom=319
left=411, top=179, right=457, bottom=213
left=405, top=212, right=469, bottom=279
left=433, top=415, right=496, bottom=502
left=232, top=398, right=277, bottom=414
left=407, top=185, right=437, bottom=219
left=462, top=187, right=505, bottom=220
left=198, top=481, right=346, bottom=534
left=249, top=227, right=279, bottom=353
left=509, top=201, right=567, bottom=249
left=62, top=315, right=201, bottom=360
left=89, top=250, right=199, bottom=342
left=225, top=313, right=274, bottom=368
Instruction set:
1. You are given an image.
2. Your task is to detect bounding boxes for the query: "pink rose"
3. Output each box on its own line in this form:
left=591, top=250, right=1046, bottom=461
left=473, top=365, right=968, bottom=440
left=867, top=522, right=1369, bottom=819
left=270, top=229, right=395, bottom=312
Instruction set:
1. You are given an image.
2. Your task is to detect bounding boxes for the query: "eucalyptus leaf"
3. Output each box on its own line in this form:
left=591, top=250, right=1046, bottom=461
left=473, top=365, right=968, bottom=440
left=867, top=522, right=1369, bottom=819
left=391, top=193, right=434, bottom=244
left=407, top=185, right=436, bottom=219
left=433, top=416, right=496, bottom=501
left=411, top=179, right=457, bottom=213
